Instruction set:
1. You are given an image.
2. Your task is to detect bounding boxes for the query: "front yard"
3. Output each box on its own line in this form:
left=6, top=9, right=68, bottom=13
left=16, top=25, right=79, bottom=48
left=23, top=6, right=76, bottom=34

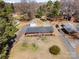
left=9, top=30, right=71, bottom=59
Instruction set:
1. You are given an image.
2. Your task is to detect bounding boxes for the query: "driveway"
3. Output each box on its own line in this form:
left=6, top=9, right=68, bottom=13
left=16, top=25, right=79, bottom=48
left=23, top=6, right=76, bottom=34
left=55, top=26, right=79, bottom=59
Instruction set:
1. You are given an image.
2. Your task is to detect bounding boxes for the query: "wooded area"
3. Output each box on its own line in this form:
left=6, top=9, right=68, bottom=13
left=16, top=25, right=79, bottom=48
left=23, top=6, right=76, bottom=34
left=0, top=0, right=17, bottom=59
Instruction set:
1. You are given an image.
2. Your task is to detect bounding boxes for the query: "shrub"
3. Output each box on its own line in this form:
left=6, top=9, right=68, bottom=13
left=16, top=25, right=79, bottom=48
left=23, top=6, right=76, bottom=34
left=31, top=43, right=38, bottom=51
left=49, top=45, right=60, bottom=55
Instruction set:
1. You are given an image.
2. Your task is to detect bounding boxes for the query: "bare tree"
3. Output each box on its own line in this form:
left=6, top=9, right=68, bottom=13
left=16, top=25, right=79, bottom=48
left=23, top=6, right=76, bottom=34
left=60, top=0, right=75, bottom=16
left=13, top=0, right=40, bottom=20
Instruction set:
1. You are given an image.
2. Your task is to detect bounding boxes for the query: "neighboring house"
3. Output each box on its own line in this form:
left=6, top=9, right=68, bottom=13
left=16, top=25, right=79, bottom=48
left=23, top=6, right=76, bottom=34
left=62, top=23, right=79, bottom=39
left=61, top=23, right=77, bottom=34
left=25, top=18, right=54, bottom=34
left=70, top=24, right=79, bottom=39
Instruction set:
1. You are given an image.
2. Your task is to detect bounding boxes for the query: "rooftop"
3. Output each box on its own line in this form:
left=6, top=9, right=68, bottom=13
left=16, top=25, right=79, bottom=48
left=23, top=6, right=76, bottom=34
left=25, top=26, right=53, bottom=33
left=25, top=18, right=53, bottom=33
left=63, top=23, right=77, bottom=33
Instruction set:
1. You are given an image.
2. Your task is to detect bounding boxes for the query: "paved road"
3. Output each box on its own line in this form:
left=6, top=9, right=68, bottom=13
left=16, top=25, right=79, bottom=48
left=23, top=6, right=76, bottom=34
left=58, top=28, right=79, bottom=59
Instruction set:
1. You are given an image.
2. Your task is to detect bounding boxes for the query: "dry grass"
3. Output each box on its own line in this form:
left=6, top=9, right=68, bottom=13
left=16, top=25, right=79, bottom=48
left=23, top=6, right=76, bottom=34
left=9, top=20, right=72, bottom=59
left=9, top=34, right=71, bottom=59
left=76, top=46, right=79, bottom=56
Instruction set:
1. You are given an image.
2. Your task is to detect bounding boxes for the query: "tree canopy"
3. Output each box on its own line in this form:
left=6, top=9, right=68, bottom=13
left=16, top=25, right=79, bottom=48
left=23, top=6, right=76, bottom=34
left=47, top=1, right=61, bottom=18
left=36, top=0, right=61, bottom=18
left=0, top=1, right=17, bottom=59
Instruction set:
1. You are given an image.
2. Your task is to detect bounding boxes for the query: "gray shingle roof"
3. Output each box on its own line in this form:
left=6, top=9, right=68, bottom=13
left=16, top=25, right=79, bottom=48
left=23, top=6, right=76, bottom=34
left=63, top=24, right=77, bottom=33
left=25, top=26, right=53, bottom=33
left=76, top=24, right=79, bottom=32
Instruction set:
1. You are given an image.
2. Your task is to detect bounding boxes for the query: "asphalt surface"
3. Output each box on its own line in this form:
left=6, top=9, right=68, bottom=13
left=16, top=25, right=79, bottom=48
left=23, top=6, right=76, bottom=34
left=58, top=28, right=79, bottom=59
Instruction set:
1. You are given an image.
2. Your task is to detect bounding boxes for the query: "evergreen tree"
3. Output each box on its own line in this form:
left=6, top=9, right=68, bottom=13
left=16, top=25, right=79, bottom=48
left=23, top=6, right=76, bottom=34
left=52, top=1, right=61, bottom=17
left=46, top=0, right=53, bottom=13
left=47, top=0, right=53, bottom=7
left=0, top=0, right=17, bottom=59
left=36, top=6, right=45, bottom=18
left=47, top=1, right=61, bottom=18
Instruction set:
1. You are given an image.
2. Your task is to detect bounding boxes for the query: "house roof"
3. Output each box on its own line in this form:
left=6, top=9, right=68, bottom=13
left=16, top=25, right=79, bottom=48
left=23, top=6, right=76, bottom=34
left=25, top=18, right=53, bottom=34
left=25, top=26, right=54, bottom=33
left=76, top=24, right=79, bottom=32
left=64, top=23, right=77, bottom=33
